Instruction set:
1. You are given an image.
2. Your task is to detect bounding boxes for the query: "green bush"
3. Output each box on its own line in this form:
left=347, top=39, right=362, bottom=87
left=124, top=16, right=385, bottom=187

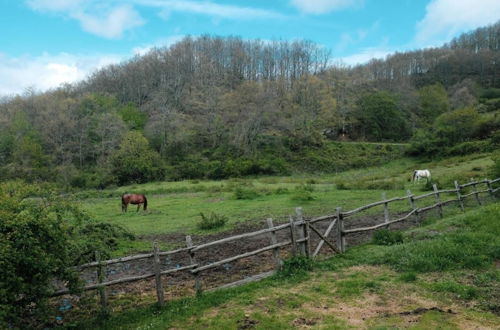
left=276, top=256, right=314, bottom=279
left=233, top=187, right=260, bottom=200
left=197, top=212, right=228, bottom=230
left=372, top=229, right=404, bottom=246
left=0, top=181, right=135, bottom=327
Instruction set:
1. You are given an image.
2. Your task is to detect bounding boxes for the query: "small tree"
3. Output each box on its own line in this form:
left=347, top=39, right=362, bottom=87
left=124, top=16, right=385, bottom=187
left=356, top=91, right=410, bottom=141
left=111, top=131, right=165, bottom=185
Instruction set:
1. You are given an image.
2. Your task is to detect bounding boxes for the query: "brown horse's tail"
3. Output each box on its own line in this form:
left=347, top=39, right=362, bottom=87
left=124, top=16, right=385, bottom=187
left=143, top=195, right=148, bottom=211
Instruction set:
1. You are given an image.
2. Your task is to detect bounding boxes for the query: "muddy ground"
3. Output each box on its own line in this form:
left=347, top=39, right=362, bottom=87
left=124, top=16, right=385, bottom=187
left=76, top=206, right=428, bottom=302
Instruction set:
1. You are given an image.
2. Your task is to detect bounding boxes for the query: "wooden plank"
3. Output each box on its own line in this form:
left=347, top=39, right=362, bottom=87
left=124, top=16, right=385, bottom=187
left=335, top=207, right=342, bottom=252
left=289, top=215, right=297, bottom=256
left=413, top=191, right=438, bottom=201
left=486, top=179, right=495, bottom=199
left=459, top=179, right=488, bottom=188
left=304, top=218, right=311, bottom=258
left=295, top=207, right=306, bottom=256
left=95, top=251, right=108, bottom=309
left=309, top=214, right=336, bottom=224
left=192, top=223, right=290, bottom=252
left=312, top=218, right=337, bottom=257
left=186, top=235, right=202, bottom=295
left=342, top=196, right=408, bottom=217
left=471, top=178, right=482, bottom=205
left=207, top=271, right=276, bottom=291
left=344, top=209, right=418, bottom=234
left=309, top=223, right=340, bottom=254
left=454, top=181, right=465, bottom=212
left=79, top=252, right=154, bottom=269
left=433, top=184, right=443, bottom=218
left=267, top=218, right=282, bottom=270
left=382, top=192, right=390, bottom=228
left=491, top=178, right=500, bottom=184
left=407, top=189, right=420, bottom=223
left=153, top=242, right=165, bottom=307
left=192, top=241, right=292, bottom=273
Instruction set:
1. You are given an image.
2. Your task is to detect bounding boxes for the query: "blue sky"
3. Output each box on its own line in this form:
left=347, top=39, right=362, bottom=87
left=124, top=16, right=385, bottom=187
left=1, top=0, right=500, bottom=96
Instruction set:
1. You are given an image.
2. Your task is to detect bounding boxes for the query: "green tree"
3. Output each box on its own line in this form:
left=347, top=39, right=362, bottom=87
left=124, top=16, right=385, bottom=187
left=118, top=103, right=147, bottom=130
left=111, top=131, right=165, bottom=184
left=356, top=91, right=410, bottom=141
left=418, top=83, right=449, bottom=125
left=434, top=107, right=480, bottom=145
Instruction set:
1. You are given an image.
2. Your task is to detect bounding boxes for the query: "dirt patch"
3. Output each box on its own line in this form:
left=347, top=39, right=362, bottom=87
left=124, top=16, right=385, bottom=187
left=236, top=315, right=258, bottom=329
left=66, top=206, right=452, bottom=308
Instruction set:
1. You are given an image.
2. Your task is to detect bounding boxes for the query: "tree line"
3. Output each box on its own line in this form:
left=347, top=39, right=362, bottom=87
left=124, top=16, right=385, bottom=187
left=0, top=22, right=499, bottom=187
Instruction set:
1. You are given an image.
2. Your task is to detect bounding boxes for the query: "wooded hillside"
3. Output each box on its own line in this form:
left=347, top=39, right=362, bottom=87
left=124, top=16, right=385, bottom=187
left=0, top=22, right=499, bottom=187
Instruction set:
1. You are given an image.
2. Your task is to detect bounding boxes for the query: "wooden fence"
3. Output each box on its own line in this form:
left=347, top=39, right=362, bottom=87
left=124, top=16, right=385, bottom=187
left=52, top=177, right=500, bottom=308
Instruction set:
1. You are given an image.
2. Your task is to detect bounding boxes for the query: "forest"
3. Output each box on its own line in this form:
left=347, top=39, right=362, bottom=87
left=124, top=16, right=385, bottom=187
left=0, top=21, right=499, bottom=188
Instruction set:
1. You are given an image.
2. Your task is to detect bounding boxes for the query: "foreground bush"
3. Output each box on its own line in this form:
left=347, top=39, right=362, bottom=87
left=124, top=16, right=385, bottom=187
left=0, top=181, right=135, bottom=327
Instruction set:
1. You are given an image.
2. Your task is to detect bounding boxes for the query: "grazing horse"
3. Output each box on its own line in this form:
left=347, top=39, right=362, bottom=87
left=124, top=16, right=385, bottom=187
left=121, top=193, right=148, bottom=212
left=412, top=169, right=431, bottom=183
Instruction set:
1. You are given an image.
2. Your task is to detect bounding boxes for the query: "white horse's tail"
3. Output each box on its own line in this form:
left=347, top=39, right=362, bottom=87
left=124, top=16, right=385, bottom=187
left=412, top=170, right=417, bottom=182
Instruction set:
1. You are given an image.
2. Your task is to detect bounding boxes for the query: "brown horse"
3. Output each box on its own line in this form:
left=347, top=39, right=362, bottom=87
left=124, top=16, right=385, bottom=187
left=121, top=193, right=148, bottom=212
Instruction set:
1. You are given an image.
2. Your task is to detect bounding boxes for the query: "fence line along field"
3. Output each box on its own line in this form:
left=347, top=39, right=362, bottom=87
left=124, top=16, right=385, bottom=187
left=53, top=176, right=500, bottom=311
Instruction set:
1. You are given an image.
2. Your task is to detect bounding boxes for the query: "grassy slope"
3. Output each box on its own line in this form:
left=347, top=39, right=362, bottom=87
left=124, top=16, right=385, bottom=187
left=78, top=153, right=494, bottom=255
left=73, top=202, right=500, bottom=329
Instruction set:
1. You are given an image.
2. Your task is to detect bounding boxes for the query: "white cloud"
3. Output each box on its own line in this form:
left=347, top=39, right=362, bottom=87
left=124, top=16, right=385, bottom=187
left=416, top=0, right=500, bottom=47
left=137, top=0, right=284, bottom=20
left=291, top=0, right=362, bottom=14
left=26, top=1, right=145, bottom=39
left=0, top=52, right=124, bottom=96
left=72, top=5, right=144, bottom=39
left=336, top=47, right=392, bottom=66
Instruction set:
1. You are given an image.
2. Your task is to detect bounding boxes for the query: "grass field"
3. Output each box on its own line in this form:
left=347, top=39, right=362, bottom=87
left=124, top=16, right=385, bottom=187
left=78, top=153, right=495, bottom=254
left=73, top=201, right=500, bottom=329
left=77, top=153, right=494, bottom=256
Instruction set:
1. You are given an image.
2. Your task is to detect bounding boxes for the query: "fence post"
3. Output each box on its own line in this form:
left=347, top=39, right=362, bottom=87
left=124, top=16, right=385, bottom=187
left=486, top=179, right=495, bottom=199
left=454, top=181, right=465, bottom=212
left=432, top=183, right=443, bottom=218
left=471, top=178, right=481, bottom=205
left=186, top=235, right=202, bottom=296
left=153, top=242, right=165, bottom=307
left=335, top=207, right=345, bottom=253
left=295, top=207, right=306, bottom=256
left=289, top=215, right=297, bottom=257
left=95, top=251, right=108, bottom=310
left=382, top=192, right=390, bottom=228
left=266, top=218, right=282, bottom=270
left=406, top=189, right=421, bottom=223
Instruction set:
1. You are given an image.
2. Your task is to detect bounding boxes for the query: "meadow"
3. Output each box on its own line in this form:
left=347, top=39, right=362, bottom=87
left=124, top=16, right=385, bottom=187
left=78, top=153, right=495, bottom=256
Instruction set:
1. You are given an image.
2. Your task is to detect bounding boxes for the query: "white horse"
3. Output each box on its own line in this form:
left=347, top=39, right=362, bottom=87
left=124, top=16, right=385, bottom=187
left=412, top=169, right=431, bottom=183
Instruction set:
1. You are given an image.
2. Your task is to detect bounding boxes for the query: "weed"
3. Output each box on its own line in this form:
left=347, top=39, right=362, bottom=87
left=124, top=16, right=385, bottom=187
left=372, top=229, right=404, bottom=246
left=197, top=212, right=228, bottom=230
left=233, top=187, right=260, bottom=200
left=399, top=272, right=418, bottom=282
left=276, top=256, right=314, bottom=279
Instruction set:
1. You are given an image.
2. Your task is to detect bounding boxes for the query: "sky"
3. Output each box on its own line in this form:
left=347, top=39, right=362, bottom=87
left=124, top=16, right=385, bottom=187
left=1, top=0, right=499, bottom=96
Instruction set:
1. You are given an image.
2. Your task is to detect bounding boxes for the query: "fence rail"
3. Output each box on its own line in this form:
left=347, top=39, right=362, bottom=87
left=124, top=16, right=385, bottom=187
left=52, top=176, right=500, bottom=309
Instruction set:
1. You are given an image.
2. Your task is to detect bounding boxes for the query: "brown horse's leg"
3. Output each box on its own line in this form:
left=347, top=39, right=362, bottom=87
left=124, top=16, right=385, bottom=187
left=137, top=204, right=140, bottom=212
left=122, top=202, right=127, bottom=212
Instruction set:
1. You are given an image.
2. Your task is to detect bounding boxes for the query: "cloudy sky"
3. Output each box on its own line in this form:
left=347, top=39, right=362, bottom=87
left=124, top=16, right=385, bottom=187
left=1, top=0, right=499, bottom=96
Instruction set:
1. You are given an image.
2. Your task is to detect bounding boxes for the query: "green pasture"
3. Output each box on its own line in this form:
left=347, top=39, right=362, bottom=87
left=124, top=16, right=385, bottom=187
left=79, top=153, right=495, bottom=249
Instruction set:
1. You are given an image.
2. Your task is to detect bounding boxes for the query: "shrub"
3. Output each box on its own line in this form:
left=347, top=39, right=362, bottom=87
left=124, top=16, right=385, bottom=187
left=0, top=181, right=135, bottom=327
left=276, top=256, right=314, bottom=279
left=372, top=229, right=404, bottom=246
left=197, top=212, right=227, bottom=230
left=290, top=190, right=315, bottom=202
left=233, top=187, right=260, bottom=200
